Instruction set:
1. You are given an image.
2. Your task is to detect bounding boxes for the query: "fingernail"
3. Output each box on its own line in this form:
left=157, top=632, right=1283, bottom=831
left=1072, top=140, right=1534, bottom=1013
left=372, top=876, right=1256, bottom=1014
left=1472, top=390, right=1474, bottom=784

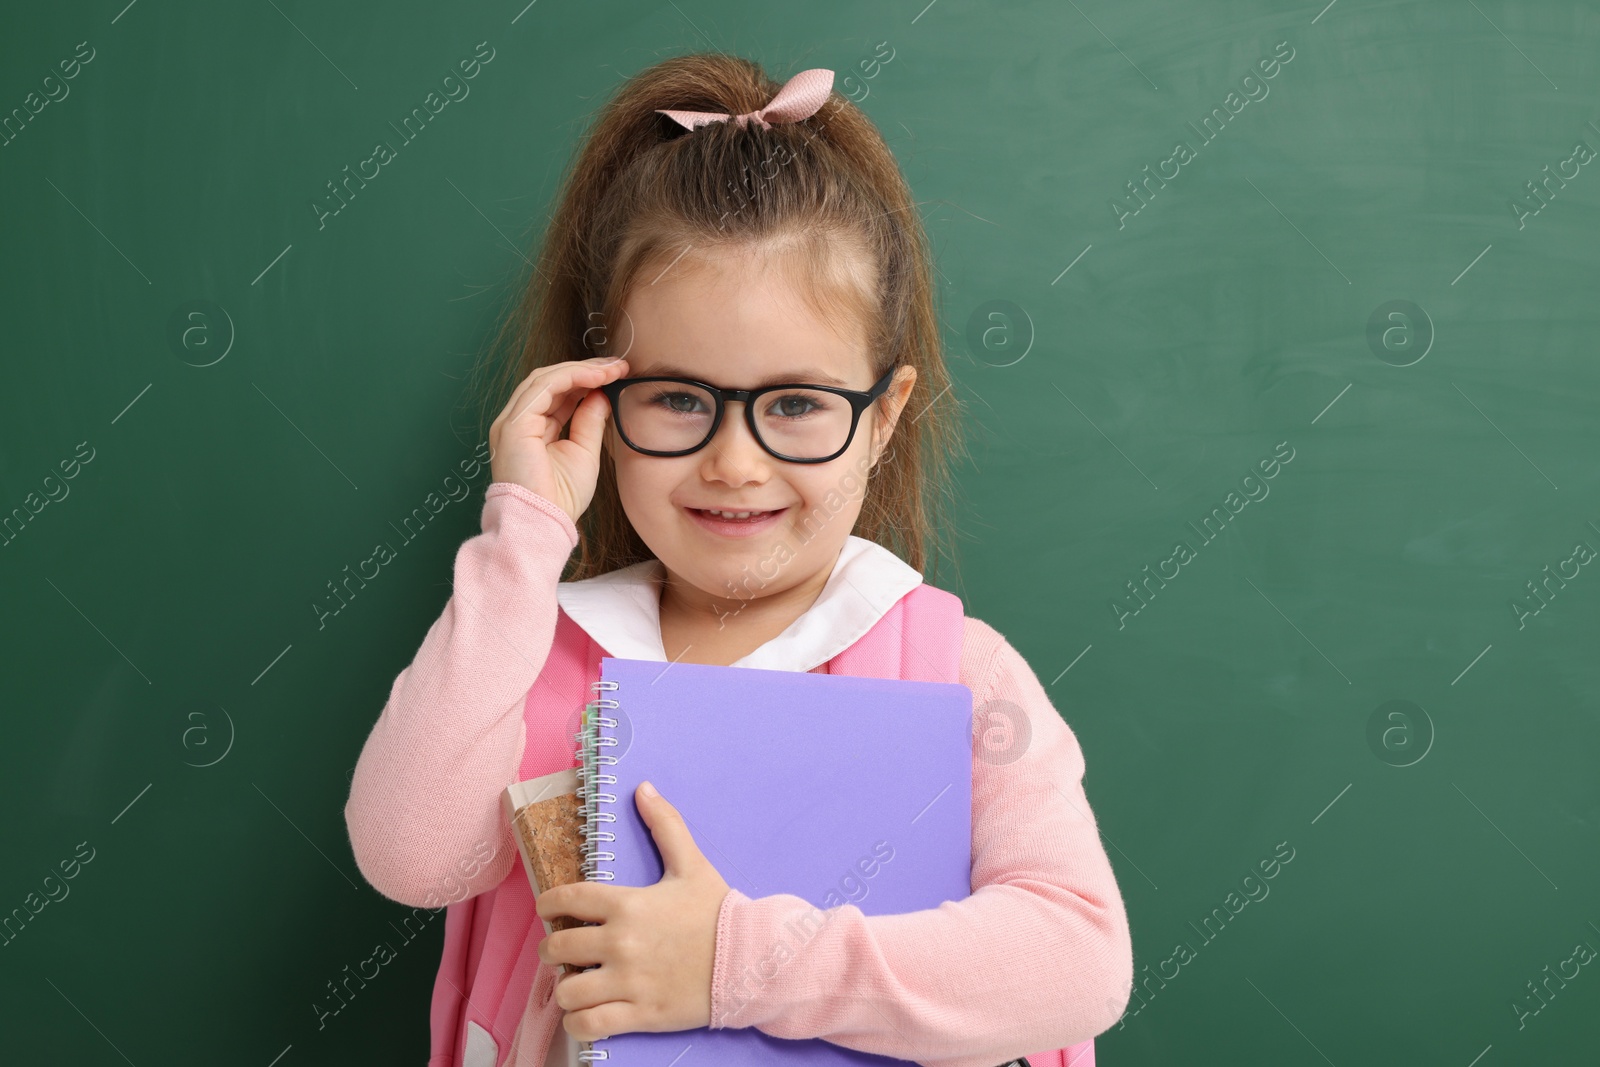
left=640, top=780, right=658, bottom=798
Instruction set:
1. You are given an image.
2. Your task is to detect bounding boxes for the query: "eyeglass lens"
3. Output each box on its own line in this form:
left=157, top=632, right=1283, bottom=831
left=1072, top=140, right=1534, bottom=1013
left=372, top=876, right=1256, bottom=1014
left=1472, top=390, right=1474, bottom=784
left=613, top=381, right=856, bottom=459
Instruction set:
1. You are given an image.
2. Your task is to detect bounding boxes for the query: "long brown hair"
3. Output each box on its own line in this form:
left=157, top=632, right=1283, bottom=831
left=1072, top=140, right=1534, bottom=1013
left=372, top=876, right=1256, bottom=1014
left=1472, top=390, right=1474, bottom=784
left=467, top=53, right=965, bottom=584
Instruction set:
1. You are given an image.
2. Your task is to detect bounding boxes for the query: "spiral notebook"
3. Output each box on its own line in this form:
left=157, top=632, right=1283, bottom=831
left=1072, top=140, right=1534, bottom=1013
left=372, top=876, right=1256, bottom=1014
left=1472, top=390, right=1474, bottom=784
left=569, top=655, right=975, bottom=1065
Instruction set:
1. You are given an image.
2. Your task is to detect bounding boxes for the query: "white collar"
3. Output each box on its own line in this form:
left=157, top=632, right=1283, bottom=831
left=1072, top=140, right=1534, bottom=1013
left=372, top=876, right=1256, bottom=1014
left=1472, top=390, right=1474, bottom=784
left=555, top=535, right=923, bottom=673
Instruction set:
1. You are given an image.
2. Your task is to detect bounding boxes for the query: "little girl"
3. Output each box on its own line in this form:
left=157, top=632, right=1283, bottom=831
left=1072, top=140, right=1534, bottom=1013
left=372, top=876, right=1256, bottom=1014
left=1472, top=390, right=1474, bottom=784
left=345, top=55, right=1132, bottom=1067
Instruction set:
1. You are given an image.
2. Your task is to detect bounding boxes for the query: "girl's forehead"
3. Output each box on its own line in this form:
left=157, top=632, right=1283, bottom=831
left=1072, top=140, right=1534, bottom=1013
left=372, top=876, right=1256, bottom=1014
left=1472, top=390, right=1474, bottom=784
left=620, top=301, right=872, bottom=384
left=628, top=241, right=869, bottom=333
left=624, top=354, right=861, bottom=389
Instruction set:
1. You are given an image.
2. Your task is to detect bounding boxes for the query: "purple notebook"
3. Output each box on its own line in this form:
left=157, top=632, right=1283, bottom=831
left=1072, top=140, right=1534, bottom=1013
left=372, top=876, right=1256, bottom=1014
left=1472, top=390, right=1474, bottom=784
left=577, top=656, right=975, bottom=1065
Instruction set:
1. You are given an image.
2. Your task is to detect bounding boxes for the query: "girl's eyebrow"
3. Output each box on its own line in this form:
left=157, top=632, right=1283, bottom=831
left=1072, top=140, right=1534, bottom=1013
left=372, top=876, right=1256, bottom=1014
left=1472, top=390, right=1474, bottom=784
left=636, top=363, right=852, bottom=388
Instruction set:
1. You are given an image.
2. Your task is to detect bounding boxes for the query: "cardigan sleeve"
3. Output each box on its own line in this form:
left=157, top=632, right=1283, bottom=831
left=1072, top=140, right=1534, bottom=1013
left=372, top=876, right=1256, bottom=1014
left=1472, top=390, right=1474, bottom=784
left=343, top=481, right=578, bottom=909
left=705, top=617, right=1134, bottom=1066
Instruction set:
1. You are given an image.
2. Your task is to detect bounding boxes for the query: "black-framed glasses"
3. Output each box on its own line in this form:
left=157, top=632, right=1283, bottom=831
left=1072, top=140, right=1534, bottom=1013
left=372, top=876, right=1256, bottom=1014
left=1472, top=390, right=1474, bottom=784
left=598, top=366, right=897, bottom=463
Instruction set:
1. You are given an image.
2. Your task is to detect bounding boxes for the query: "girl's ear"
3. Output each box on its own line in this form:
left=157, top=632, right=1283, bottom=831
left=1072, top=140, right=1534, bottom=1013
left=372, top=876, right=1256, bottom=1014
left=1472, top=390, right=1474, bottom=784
left=870, top=364, right=919, bottom=463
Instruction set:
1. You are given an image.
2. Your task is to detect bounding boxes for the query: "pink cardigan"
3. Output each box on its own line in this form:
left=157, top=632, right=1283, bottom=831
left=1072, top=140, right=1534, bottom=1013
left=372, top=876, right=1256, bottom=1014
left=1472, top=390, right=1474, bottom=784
left=344, top=482, right=1134, bottom=1066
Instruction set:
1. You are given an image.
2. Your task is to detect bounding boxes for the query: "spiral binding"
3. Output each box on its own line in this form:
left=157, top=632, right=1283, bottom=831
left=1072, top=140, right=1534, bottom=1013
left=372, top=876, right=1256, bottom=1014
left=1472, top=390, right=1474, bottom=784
left=575, top=678, right=620, bottom=1062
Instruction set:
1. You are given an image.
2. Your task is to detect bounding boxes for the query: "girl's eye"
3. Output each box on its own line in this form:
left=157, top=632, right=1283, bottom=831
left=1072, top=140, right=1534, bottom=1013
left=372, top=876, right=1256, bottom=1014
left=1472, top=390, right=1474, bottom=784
left=765, top=392, right=828, bottom=419
left=649, top=390, right=708, bottom=414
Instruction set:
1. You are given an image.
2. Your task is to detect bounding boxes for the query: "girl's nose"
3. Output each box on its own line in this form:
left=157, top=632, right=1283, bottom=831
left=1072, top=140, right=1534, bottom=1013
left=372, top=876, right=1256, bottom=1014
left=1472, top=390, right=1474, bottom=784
left=699, top=401, right=770, bottom=484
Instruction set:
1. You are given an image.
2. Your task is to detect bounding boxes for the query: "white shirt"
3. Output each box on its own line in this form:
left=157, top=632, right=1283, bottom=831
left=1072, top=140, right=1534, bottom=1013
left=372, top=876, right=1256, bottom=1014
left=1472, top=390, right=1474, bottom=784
left=554, top=534, right=924, bottom=674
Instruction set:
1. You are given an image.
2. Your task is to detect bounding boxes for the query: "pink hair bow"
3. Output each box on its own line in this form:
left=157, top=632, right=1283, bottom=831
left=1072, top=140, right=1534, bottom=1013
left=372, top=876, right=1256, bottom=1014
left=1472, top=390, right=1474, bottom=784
left=656, top=68, right=835, bottom=131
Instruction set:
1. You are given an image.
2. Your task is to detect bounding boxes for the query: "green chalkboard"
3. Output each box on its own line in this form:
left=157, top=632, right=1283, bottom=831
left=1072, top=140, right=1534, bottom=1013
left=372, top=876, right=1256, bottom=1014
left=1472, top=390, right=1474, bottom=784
left=2, top=1, right=1597, bottom=1064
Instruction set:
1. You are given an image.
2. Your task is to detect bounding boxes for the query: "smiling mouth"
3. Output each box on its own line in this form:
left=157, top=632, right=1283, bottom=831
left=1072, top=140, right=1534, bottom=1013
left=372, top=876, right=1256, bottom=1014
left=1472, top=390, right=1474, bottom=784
left=694, top=508, right=780, bottom=520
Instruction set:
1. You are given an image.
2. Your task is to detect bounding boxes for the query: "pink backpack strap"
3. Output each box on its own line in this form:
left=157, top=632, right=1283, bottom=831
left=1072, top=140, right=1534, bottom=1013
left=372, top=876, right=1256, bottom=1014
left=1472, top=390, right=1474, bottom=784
left=429, top=608, right=603, bottom=1067
left=828, top=581, right=964, bottom=683
left=520, top=609, right=604, bottom=780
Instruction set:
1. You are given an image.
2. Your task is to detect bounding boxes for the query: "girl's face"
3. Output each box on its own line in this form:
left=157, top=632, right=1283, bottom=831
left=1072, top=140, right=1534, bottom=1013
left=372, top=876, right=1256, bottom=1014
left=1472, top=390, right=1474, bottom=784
left=605, top=244, right=917, bottom=611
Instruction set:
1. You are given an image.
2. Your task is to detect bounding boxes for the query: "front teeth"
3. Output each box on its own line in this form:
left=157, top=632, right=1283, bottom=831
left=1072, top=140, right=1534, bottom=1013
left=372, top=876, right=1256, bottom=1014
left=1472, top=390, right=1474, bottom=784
left=705, top=509, right=764, bottom=519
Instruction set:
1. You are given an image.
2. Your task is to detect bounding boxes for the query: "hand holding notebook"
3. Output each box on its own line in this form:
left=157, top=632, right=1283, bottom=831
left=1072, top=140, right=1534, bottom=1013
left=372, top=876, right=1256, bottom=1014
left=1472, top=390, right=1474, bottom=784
left=536, top=779, right=729, bottom=1034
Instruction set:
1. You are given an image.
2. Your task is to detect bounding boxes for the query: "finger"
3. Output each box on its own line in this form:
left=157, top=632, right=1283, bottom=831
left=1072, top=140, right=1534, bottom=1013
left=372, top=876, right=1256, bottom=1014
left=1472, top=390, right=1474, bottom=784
left=537, top=923, right=610, bottom=970
left=552, top=966, right=624, bottom=1023
left=495, top=361, right=559, bottom=430
left=636, top=782, right=701, bottom=877
left=565, top=389, right=613, bottom=456
left=536, top=881, right=622, bottom=924
left=507, top=359, right=627, bottom=429
left=564, top=1001, right=633, bottom=1044
left=505, top=374, right=565, bottom=428
left=544, top=388, right=591, bottom=441
left=497, top=361, right=578, bottom=431
left=543, top=358, right=628, bottom=440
